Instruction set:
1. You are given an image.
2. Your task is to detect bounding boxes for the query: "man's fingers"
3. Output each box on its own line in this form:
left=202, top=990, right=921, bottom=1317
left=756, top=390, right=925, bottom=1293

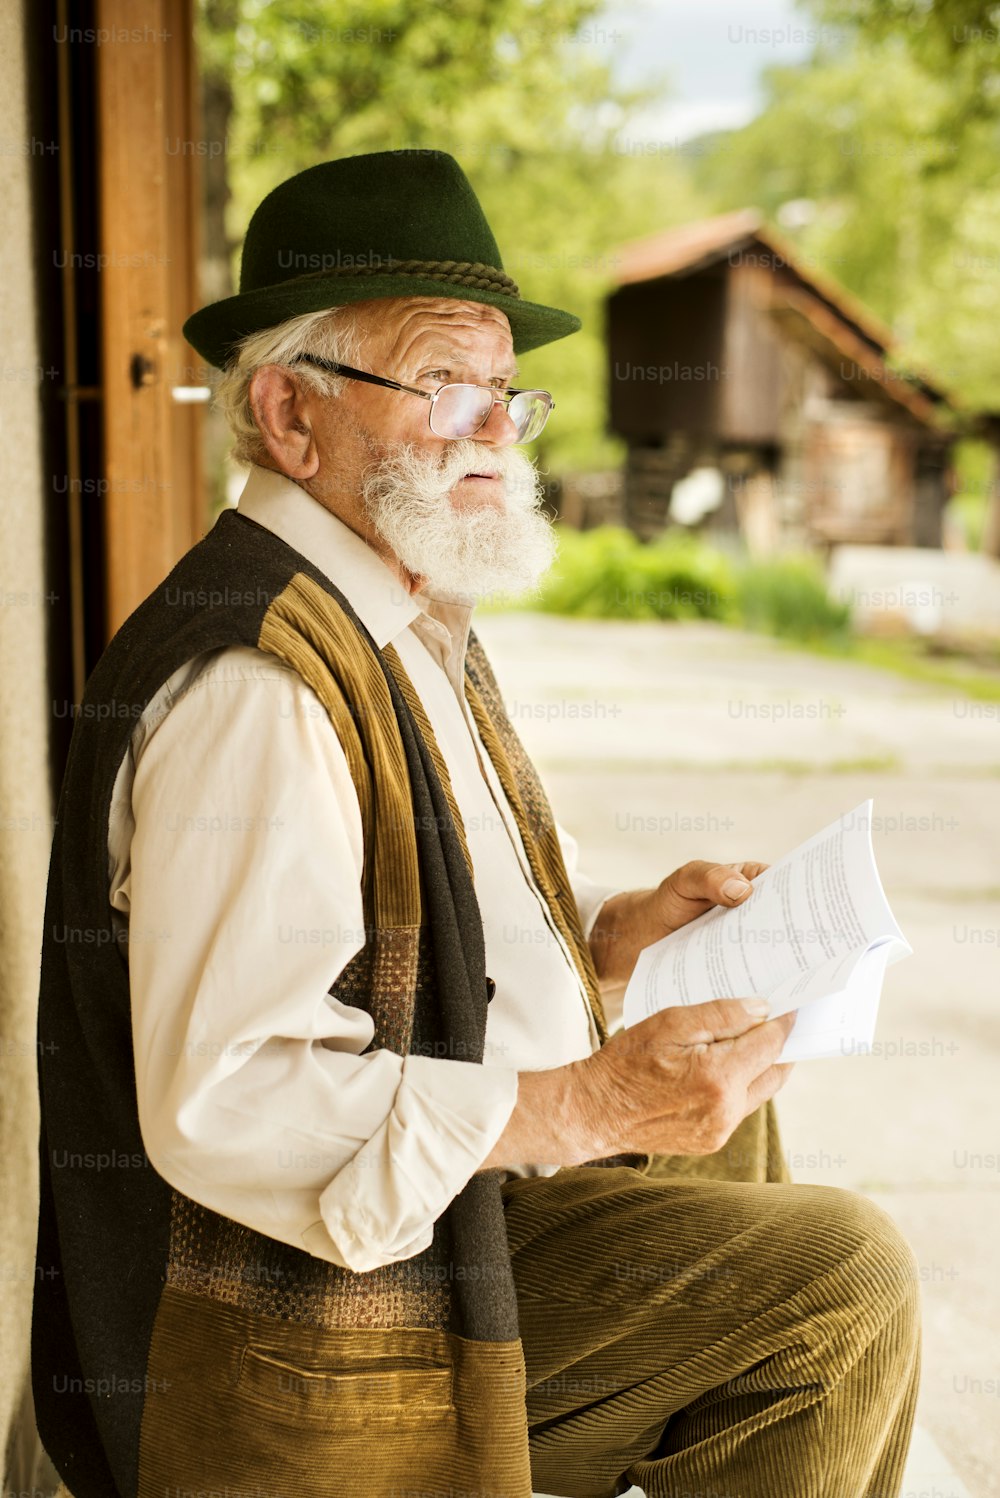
left=675, top=1006, right=793, bottom=1079
left=630, top=999, right=794, bottom=1076
left=691, top=1013, right=794, bottom=1075
left=662, top=996, right=773, bottom=1046
left=729, top=1013, right=796, bottom=1078
left=744, top=1061, right=794, bottom=1114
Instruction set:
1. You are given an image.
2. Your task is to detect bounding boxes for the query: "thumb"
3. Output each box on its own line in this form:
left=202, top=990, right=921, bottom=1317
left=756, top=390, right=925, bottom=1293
left=665, top=860, right=764, bottom=908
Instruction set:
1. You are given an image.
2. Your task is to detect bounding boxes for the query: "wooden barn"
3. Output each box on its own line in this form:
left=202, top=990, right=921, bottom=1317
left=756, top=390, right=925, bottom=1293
left=606, top=209, right=966, bottom=552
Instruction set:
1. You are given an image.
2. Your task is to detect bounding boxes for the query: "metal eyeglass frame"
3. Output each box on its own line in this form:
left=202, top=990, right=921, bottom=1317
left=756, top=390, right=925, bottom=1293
left=291, top=352, right=554, bottom=441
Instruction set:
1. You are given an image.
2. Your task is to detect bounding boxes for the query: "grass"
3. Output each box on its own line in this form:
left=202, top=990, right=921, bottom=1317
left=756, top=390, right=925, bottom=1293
left=538, top=754, right=903, bottom=776
left=810, top=636, right=1000, bottom=702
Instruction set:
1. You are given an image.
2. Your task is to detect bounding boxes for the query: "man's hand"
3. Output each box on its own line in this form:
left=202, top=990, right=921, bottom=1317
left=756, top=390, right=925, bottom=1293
left=480, top=998, right=794, bottom=1170
left=589, top=861, right=769, bottom=986
left=572, top=998, right=793, bottom=1159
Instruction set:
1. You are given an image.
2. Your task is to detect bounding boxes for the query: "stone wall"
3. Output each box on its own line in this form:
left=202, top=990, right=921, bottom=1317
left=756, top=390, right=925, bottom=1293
left=0, top=2, right=59, bottom=1489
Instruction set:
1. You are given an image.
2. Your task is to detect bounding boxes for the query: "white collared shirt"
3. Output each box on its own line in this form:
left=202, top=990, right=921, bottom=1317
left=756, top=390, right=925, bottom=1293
left=107, top=465, right=614, bottom=1272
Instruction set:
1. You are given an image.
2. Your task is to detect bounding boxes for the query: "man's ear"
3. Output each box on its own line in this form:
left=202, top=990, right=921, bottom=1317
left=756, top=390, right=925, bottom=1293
left=249, top=365, right=320, bottom=479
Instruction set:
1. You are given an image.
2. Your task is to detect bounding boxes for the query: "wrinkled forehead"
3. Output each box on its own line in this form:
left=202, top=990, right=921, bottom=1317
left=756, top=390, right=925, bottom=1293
left=350, top=296, right=516, bottom=373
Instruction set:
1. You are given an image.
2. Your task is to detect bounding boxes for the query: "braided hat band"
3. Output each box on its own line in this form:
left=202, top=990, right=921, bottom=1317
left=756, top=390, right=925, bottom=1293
left=292, top=258, right=521, bottom=299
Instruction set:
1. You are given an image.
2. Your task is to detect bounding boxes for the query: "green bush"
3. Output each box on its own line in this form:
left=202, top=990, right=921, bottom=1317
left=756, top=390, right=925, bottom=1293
left=535, top=526, right=736, bottom=621
left=736, top=556, right=852, bottom=641
left=530, top=526, right=852, bottom=642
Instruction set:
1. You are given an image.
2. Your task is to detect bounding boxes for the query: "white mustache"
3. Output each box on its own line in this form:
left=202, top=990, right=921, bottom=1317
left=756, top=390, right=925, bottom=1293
left=435, top=441, right=511, bottom=486
left=360, top=438, right=555, bottom=600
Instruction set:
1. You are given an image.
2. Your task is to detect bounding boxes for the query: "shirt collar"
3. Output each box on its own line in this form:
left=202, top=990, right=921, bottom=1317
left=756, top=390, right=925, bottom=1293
left=235, top=464, right=424, bottom=650
left=235, top=465, right=479, bottom=679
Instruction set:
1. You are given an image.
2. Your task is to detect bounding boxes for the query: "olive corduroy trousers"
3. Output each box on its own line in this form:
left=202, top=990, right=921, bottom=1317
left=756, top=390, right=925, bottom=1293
left=505, top=1109, right=921, bottom=1498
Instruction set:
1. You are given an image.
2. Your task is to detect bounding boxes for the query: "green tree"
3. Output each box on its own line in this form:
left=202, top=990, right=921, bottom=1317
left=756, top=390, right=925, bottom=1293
left=688, top=23, right=1000, bottom=409
left=813, top=0, right=1000, bottom=135
left=195, top=0, right=710, bottom=474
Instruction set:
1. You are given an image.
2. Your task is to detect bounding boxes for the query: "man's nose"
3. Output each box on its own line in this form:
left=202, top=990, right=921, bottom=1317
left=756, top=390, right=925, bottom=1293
left=471, top=398, right=519, bottom=447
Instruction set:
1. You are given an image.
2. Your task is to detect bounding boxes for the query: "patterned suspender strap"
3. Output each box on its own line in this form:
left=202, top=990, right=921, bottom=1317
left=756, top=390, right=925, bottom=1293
left=462, top=631, right=610, bottom=1046
left=383, top=642, right=475, bottom=882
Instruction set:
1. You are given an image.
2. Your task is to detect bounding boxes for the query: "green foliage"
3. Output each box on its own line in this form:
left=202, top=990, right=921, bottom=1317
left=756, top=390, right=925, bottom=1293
left=196, top=0, right=1000, bottom=494
left=687, top=5, right=1000, bottom=414
left=534, top=526, right=736, bottom=620
left=946, top=438, right=995, bottom=548
left=812, top=0, right=1000, bottom=134
left=736, top=555, right=852, bottom=641
left=194, top=0, right=711, bottom=472
left=529, top=526, right=853, bottom=642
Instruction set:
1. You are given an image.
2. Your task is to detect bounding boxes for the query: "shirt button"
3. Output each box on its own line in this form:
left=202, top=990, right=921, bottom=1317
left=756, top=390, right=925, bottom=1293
left=485, top=976, right=496, bottom=1003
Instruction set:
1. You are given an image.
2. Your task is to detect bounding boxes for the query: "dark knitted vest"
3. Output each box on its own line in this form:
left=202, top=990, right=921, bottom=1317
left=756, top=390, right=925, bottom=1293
left=31, top=507, right=608, bottom=1498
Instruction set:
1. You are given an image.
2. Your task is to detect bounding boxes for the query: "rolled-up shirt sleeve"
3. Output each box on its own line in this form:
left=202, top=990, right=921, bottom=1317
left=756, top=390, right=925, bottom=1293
left=123, top=648, right=518, bottom=1273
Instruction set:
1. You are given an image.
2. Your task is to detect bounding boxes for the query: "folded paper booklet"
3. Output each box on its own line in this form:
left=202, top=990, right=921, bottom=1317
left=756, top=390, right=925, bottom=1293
left=621, top=800, right=912, bottom=1062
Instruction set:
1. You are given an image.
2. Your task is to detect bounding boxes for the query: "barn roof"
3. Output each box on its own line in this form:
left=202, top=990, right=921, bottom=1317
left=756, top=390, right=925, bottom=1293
left=612, top=209, right=958, bottom=426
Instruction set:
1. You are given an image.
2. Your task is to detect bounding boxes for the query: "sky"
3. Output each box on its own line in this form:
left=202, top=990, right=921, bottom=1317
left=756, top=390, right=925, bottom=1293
left=594, top=0, right=825, bottom=141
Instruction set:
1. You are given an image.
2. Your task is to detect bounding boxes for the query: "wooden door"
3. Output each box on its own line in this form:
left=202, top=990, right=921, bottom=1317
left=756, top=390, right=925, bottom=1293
left=95, top=0, right=205, bottom=637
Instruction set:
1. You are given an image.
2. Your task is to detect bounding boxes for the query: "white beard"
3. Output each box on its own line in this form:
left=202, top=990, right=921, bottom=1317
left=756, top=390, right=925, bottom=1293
left=360, top=437, right=556, bottom=602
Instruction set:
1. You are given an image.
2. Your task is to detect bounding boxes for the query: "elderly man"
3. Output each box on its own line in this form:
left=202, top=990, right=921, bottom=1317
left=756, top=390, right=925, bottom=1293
left=33, top=151, right=919, bottom=1498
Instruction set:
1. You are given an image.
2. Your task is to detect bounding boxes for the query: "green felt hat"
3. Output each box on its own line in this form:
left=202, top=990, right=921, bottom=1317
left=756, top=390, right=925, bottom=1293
left=183, top=150, right=581, bottom=369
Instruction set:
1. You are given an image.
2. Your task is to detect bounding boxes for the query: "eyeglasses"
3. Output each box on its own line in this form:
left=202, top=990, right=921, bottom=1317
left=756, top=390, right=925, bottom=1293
left=292, top=353, right=554, bottom=443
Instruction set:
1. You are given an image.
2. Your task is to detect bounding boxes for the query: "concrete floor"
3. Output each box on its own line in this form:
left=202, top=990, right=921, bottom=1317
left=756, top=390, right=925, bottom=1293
left=475, top=613, right=998, bottom=1498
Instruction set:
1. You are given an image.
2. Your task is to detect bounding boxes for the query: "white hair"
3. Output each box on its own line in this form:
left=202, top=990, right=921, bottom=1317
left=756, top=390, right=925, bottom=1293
left=213, top=304, right=365, bottom=466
